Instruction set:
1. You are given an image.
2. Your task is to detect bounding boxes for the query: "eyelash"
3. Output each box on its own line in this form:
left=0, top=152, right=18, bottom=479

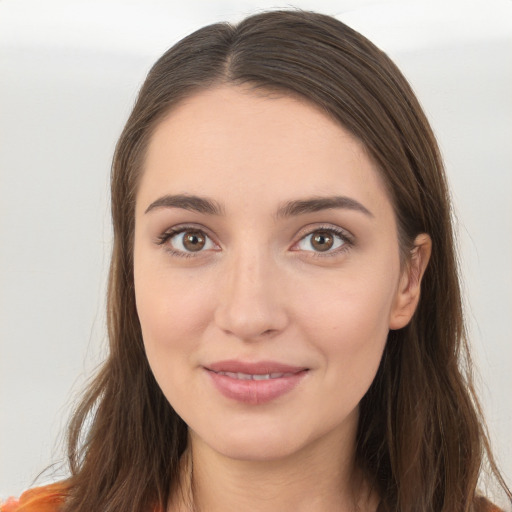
left=155, top=224, right=354, bottom=258
left=155, top=226, right=216, bottom=259
left=292, top=225, right=353, bottom=258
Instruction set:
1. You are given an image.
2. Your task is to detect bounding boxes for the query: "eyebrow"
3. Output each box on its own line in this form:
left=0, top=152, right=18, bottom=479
left=144, top=193, right=373, bottom=218
left=145, top=194, right=224, bottom=215
left=276, top=195, right=373, bottom=218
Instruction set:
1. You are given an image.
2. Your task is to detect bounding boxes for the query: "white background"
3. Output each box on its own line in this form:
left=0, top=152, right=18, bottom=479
left=1, top=0, right=511, bottom=502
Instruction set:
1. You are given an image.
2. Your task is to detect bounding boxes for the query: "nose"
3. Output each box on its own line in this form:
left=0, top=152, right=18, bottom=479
left=214, top=249, right=289, bottom=341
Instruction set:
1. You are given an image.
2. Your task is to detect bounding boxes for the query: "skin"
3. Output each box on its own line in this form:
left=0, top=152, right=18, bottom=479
left=133, top=85, right=431, bottom=512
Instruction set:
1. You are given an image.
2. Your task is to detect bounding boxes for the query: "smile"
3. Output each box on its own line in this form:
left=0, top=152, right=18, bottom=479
left=213, top=371, right=297, bottom=380
left=204, top=361, right=309, bottom=405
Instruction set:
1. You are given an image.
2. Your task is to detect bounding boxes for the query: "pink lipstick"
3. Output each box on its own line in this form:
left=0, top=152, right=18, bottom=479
left=204, top=360, right=308, bottom=405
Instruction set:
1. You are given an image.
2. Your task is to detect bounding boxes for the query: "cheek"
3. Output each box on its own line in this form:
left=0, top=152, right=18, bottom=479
left=134, top=259, right=214, bottom=364
left=134, top=265, right=217, bottom=413
left=292, top=265, right=398, bottom=389
left=296, top=264, right=398, bottom=339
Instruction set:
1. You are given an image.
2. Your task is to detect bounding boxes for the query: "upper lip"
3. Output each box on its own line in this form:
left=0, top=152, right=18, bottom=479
left=205, top=360, right=308, bottom=375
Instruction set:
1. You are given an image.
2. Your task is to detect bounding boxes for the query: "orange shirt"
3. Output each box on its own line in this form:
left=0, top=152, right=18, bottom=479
left=1, top=483, right=67, bottom=512
left=1, top=483, right=504, bottom=512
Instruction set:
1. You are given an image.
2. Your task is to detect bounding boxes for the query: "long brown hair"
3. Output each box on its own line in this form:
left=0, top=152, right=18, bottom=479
left=63, top=10, right=511, bottom=512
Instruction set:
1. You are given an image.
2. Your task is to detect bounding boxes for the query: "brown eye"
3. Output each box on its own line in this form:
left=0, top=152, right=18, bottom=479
left=182, top=231, right=206, bottom=251
left=310, top=231, right=334, bottom=252
left=295, top=228, right=348, bottom=254
left=162, top=228, right=216, bottom=254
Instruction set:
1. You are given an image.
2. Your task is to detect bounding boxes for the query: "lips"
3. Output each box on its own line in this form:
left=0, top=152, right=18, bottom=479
left=204, top=360, right=308, bottom=405
left=214, top=371, right=297, bottom=380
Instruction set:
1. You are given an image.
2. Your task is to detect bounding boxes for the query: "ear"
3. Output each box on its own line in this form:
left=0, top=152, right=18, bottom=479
left=389, top=233, right=432, bottom=330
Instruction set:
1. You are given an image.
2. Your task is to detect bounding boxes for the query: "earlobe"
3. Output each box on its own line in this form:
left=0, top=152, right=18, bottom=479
left=389, top=233, right=432, bottom=330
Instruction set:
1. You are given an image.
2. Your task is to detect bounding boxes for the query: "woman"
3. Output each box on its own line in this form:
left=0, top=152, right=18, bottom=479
left=2, top=9, right=510, bottom=512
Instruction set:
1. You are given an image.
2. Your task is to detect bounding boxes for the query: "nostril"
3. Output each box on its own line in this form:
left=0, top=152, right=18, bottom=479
left=213, top=267, right=289, bottom=339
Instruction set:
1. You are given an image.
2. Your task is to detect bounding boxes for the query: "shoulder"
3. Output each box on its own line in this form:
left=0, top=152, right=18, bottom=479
left=1, top=483, right=67, bottom=512
left=474, top=496, right=506, bottom=512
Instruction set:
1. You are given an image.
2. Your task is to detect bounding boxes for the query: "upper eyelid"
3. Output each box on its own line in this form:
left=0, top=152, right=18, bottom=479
left=156, top=226, right=220, bottom=257
left=293, top=223, right=354, bottom=242
left=155, top=224, right=218, bottom=248
left=160, top=223, right=215, bottom=238
left=289, top=225, right=354, bottom=257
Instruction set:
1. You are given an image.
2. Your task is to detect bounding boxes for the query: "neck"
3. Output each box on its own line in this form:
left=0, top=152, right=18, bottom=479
left=170, top=417, right=378, bottom=512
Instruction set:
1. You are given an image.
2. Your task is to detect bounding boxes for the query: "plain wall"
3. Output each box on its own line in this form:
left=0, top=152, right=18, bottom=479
left=1, top=0, right=511, bottom=502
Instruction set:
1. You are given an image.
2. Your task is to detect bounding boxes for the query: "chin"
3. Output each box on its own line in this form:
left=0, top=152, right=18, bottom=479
left=214, top=437, right=303, bottom=462
left=191, top=421, right=308, bottom=462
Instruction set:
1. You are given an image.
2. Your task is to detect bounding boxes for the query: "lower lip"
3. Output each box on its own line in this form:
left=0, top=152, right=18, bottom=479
left=206, top=369, right=308, bottom=405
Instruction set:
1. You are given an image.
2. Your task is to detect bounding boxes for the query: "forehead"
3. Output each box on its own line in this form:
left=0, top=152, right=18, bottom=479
left=137, top=85, right=392, bottom=219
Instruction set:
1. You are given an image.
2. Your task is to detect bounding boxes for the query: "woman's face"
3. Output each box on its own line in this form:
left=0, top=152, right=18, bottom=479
left=134, top=85, right=417, bottom=462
